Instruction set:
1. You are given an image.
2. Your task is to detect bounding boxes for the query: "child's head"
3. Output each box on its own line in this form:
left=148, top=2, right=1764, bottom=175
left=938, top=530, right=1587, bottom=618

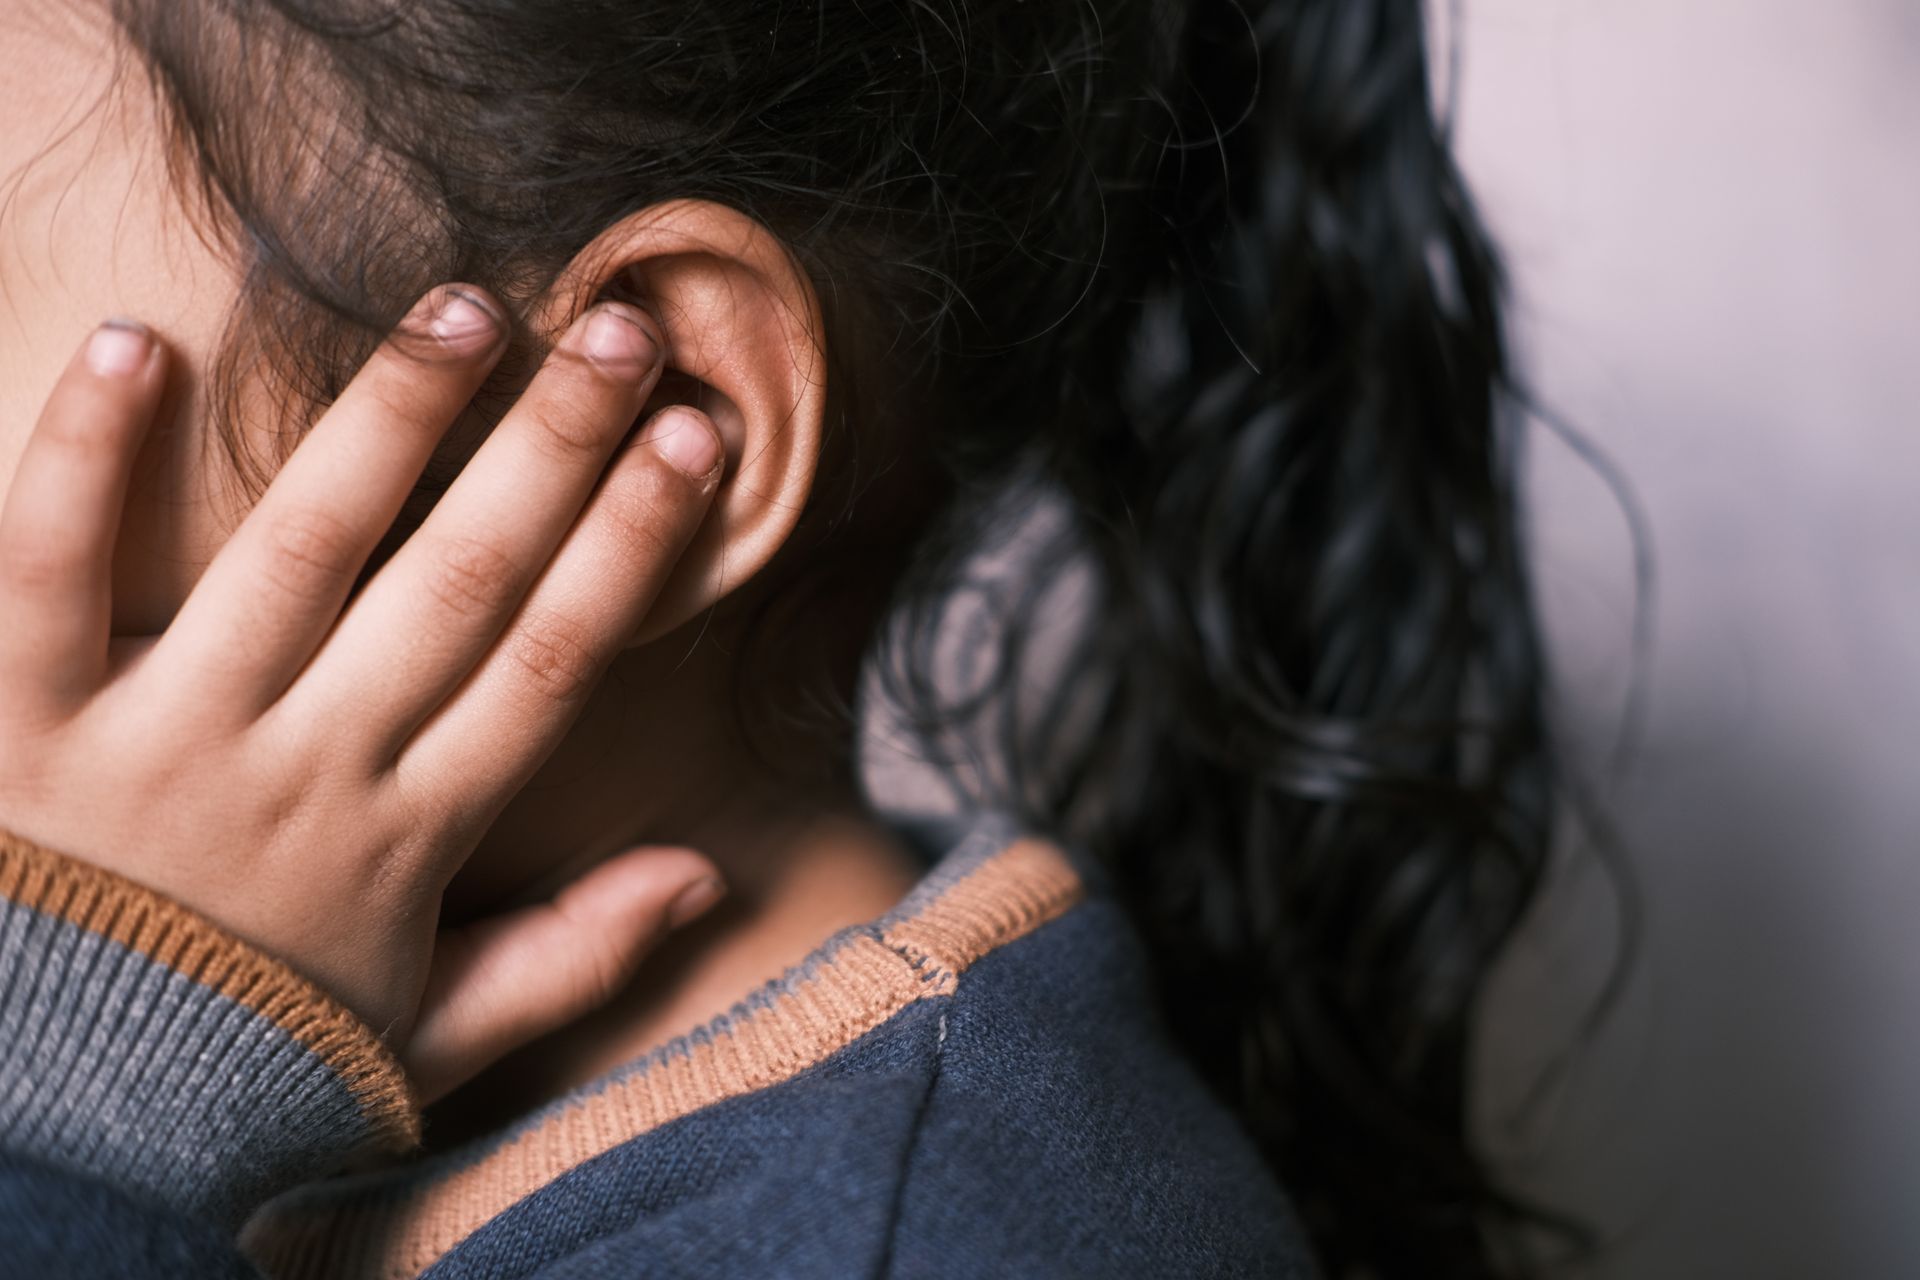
left=1, top=1, right=1560, bottom=1273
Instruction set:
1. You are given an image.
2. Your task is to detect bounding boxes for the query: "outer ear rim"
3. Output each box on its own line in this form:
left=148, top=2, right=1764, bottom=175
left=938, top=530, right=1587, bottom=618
left=530, top=199, right=827, bottom=645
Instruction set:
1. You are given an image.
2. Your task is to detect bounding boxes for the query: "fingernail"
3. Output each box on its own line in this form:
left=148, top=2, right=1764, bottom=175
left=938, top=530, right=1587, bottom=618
left=87, top=319, right=151, bottom=377
left=640, top=408, right=723, bottom=479
left=577, top=302, right=660, bottom=374
left=429, top=288, right=501, bottom=354
left=667, top=875, right=726, bottom=929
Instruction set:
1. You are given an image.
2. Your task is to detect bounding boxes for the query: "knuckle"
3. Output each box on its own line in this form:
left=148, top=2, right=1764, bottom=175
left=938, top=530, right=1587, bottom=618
left=520, top=400, right=611, bottom=465
left=502, top=608, right=603, bottom=707
left=421, top=537, right=522, bottom=623
left=37, top=410, right=98, bottom=457
left=597, top=481, right=681, bottom=563
left=571, top=933, right=631, bottom=1011
left=0, top=535, right=79, bottom=595
left=546, top=896, right=644, bottom=1014
left=360, top=377, right=449, bottom=442
left=259, top=505, right=362, bottom=604
left=41, top=398, right=134, bottom=458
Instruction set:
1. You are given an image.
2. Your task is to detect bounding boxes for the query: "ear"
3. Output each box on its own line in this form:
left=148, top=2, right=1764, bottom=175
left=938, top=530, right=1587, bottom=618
left=529, top=199, right=825, bottom=644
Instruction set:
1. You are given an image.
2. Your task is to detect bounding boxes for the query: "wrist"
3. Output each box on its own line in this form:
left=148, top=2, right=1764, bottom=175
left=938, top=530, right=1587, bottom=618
left=0, top=828, right=418, bottom=1229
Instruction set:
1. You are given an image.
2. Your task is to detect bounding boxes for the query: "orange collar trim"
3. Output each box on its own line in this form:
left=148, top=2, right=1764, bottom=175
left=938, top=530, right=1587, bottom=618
left=242, top=833, right=1084, bottom=1280
left=0, top=829, right=415, bottom=1150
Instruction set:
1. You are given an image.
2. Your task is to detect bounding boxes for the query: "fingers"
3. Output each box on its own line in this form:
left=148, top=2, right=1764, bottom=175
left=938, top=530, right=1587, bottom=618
left=390, top=404, right=722, bottom=810
left=155, top=287, right=507, bottom=711
left=286, top=301, right=671, bottom=759
left=0, top=321, right=165, bottom=712
left=402, top=846, right=725, bottom=1104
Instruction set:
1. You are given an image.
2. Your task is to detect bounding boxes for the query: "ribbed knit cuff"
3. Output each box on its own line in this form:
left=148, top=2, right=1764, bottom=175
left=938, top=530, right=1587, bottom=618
left=0, top=829, right=419, bottom=1231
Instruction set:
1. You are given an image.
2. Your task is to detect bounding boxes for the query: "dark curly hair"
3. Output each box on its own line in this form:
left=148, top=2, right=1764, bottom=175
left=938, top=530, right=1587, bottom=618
left=113, top=0, right=1565, bottom=1274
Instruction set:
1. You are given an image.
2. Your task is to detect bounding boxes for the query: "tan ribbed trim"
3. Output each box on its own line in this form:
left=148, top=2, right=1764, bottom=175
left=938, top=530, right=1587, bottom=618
left=242, top=836, right=1084, bottom=1280
left=0, top=828, right=418, bottom=1150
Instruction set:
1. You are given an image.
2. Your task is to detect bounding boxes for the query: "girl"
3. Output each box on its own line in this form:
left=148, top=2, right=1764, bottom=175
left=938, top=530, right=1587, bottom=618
left=0, top=0, right=1553, bottom=1276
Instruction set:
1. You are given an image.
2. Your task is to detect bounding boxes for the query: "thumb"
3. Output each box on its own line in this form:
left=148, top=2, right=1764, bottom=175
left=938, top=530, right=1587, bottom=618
left=404, top=847, right=725, bottom=1105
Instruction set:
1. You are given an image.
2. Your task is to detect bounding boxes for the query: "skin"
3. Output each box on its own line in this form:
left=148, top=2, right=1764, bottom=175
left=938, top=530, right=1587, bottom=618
left=0, top=2, right=924, bottom=1130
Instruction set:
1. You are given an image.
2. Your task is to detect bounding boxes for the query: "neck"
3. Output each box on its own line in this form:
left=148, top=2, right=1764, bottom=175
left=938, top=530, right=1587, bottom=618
left=425, top=624, right=927, bottom=1147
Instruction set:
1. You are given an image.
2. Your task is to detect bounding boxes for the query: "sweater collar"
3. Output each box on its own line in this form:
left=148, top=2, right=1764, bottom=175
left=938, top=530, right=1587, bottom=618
left=241, top=820, right=1084, bottom=1280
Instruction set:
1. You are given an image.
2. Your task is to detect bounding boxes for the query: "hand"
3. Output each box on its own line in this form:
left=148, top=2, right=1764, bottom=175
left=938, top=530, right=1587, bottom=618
left=0, top=290, right=729, bottom=1103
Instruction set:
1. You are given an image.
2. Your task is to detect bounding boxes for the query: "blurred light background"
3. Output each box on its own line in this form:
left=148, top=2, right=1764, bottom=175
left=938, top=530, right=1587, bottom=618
left=1456, top=2, right=1920, bottom=1277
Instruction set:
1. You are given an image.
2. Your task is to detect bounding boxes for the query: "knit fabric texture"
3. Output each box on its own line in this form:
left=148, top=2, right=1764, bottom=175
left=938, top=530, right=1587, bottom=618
left=0, top=817, right=1315, bottom=1278
left=0, top=829, right=415, bottom=1230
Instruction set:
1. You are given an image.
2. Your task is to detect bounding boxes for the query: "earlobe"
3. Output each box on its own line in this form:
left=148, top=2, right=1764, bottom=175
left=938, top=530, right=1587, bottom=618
left=530, top=200, right=826, bottom=644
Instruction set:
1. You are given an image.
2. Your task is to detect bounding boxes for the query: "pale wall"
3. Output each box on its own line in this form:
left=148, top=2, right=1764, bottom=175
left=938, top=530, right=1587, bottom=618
left=1459, top=3, right=1920, bottom=1277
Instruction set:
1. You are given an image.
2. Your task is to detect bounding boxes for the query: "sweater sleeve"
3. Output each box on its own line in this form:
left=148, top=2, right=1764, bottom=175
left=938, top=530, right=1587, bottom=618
left=0, top=828, right=419, bottom=1241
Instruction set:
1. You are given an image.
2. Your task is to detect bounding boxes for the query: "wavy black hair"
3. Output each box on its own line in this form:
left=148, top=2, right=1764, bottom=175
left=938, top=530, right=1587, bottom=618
left=113, top=0, right=1565, bottom=1274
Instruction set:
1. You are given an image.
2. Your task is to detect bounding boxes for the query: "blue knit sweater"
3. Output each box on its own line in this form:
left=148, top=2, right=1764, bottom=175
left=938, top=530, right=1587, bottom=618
left=0, top=817, right=1313, bottom=1277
